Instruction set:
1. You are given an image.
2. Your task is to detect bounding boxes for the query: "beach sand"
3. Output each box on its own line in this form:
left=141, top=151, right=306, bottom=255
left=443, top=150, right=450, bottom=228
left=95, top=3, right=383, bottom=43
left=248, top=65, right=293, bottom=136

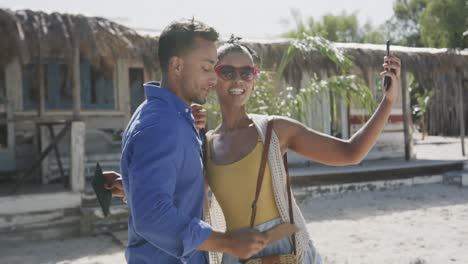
left=1, top=183, right=467, bottom=264
left=303, top=183, right=468, bottom=264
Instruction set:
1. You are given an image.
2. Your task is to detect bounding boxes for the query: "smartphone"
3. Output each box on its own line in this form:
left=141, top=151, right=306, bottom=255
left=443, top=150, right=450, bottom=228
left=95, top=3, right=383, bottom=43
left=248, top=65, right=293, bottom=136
left=384, top=40, right=392, bottom=91
left=91, top=162, right=113, bottom=217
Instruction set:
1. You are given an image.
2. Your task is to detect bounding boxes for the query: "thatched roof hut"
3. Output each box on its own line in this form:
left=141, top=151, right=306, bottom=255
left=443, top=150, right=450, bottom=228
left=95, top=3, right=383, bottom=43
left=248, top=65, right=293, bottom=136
left=0, top=9, right=159, bottom=76
left=1, top=8, right=466, bottom=136
left=242, top=39, right=468, bottom=136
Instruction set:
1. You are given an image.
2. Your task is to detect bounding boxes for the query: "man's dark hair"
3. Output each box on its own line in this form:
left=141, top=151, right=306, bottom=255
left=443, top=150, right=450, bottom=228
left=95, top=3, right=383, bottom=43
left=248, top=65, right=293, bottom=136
left=158, top=18, right=219, bottom=72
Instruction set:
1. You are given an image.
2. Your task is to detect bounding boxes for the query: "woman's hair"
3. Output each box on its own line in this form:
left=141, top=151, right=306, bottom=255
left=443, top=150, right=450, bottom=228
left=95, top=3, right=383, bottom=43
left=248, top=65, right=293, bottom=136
left=217, top=34, right=258, bottom=63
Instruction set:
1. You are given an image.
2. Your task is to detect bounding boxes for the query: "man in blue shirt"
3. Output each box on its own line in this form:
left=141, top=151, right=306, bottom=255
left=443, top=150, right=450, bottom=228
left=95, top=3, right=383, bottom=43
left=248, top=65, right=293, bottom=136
left=120, top=19, right=268, bottom=263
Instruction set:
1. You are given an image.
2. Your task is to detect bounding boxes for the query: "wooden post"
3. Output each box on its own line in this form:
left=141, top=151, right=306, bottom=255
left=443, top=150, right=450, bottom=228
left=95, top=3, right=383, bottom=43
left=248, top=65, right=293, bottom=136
left=365, top=67, right=376, bottom=139
left=48, top=124, right=66, bottom=185
left=5, top=60, right=19, bottom=170
left=401, top=71, right=412, bottom=161
left=40, top=125, right=50, bottom=184
left=36, top=43, right=46, bottom=183
left=319, top=70, right=331, bottom=135
left=70, top=121, right=85, bottom=192
left=72, top=37, right=81, bottom=119
left=38, top=48, right=45, bottom=118
left=300, top=71, right=314, bottom=128
left=340, top=97, right=349, bottom=139
left=117, top=60, right=132, bottom=121
left=366, top=67, right=376, bottom=97
left=7, top=59, right=22, bottom=111
left=459, top=76, right=465, bottom=156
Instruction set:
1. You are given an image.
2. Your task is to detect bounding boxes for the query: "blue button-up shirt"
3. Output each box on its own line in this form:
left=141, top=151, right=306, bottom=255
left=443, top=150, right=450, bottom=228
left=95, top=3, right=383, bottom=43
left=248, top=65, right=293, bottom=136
left=120, top=82, right=212, bottom=263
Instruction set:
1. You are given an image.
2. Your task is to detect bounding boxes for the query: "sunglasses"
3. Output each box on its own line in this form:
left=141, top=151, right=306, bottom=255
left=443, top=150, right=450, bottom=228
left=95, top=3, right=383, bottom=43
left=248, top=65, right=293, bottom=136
left=214, top=65, right=259, bottom=81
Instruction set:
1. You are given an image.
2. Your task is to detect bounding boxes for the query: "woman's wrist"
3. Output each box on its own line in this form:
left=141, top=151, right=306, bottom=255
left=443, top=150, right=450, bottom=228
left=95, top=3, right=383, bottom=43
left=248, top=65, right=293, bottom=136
left=382, top=94, right=396, bottom=106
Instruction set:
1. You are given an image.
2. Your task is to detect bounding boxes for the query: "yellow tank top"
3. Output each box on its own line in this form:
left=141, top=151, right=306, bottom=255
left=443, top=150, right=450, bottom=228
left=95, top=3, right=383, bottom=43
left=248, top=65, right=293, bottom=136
left=206, top=137, right=281, bottom=231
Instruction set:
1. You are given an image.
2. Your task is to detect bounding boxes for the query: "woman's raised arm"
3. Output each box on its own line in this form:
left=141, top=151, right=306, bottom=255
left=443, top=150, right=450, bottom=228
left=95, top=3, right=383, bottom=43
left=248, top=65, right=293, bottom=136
left=273, top=56, right=401, bottom=166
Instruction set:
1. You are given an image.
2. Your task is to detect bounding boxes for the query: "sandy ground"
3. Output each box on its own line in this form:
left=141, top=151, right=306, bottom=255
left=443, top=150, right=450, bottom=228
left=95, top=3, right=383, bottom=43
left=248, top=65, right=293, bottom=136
left=412, top=132, right=467, bottom=161
left=1, top=183, right=467, bottom=264
left=302, top=183, right=468, bottom=264
left=1, top=134, right=466, bottom=264
left=0, top=235, right=125, bottom=264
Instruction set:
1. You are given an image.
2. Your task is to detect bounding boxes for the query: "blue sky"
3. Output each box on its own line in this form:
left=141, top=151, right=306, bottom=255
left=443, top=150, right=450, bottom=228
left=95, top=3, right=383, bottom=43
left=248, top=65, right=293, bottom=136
left=0, top=0, right=395, bottom=38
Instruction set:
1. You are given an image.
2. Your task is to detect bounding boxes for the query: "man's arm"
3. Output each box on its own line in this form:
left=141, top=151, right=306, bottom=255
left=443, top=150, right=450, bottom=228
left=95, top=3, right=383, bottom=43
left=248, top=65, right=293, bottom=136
left=126, top=124, right=211, bottom=261
left=126, top=123, right=267, bottom=261
left=105, top=174, right=268, bottom=259
left=105, top=104, right=207, bottom=197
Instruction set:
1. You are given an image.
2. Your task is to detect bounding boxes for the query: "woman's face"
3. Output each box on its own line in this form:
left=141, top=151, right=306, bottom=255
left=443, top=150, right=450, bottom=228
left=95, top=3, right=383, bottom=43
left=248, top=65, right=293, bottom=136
left=214, top=51, right=257, bottom=108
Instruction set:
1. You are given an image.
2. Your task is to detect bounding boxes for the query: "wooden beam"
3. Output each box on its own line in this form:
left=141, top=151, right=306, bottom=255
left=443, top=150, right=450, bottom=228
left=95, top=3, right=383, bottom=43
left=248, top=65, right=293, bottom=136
left=319, top=70, right=331, bottom=135
left=39, top=125, right=49, bottom=184
left=72, top=37, right=81, bottom=119
left=48, top=124, right=67, bottom=186
left=38, top=47, right=45, bottom=117
left=460, top=75, right=465, bottom=156
left=70, top=121, right=85, bottom=192
left=117, top=60, right=131, bottom=121
left=12, top=121, right=72, bottom=194
left=401, top=71, right=412, bottom=161
left=5, top=60, right=18, bottom=152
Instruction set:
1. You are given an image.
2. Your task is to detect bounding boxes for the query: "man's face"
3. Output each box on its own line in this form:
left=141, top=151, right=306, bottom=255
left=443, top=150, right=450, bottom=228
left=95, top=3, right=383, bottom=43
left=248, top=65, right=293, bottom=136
left=179, top=37, right=218, bottom=105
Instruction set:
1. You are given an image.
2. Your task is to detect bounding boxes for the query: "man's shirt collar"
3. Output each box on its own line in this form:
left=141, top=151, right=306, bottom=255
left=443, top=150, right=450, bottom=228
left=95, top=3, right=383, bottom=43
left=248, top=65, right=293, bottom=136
left=144, top=81, right=193, bottom=117
left=144, top=82, right=199, bottom=136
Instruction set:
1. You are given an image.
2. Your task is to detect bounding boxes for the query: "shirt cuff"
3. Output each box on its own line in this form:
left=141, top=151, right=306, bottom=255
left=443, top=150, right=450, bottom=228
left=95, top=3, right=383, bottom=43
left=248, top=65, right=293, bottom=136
left=180, top=218, right=213, bottom=261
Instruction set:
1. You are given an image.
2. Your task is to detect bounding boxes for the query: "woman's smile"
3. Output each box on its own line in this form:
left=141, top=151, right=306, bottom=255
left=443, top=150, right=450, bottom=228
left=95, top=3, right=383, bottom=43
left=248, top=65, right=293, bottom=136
left=228, top=87, right=245, bottom=95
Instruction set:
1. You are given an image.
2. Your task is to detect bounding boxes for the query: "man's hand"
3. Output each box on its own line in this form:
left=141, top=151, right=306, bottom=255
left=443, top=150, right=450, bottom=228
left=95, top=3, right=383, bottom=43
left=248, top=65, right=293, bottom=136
left=103, top=171, right=125, bottom=198
left=198, top=228, right=268, bottom=259
left=191, top=104, right=207, bottom=130
left=224, top=228, right=269, bottom=259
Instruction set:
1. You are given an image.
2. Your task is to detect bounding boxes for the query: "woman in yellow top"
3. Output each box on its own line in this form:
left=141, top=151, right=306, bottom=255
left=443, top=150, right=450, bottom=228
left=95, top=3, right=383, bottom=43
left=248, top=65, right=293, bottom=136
left=205, top=36, right=401, bottom=264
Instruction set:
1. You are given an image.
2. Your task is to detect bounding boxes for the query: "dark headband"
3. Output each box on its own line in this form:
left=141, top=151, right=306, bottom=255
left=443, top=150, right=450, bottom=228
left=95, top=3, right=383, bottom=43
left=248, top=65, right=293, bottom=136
left=226, top=34, right=258, bottom=60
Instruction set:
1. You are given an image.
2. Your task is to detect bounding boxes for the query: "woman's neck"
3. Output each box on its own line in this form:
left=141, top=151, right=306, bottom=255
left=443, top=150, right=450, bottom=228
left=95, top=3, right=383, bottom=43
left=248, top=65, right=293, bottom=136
left=219, top=105, right=252, bottom=132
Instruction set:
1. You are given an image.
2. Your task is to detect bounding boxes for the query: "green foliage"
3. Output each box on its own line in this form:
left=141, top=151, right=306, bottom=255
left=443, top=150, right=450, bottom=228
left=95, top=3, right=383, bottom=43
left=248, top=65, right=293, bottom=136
left=409, top=74, right=432, bottom=120
left=361, top=22, right=386, bottom=44
left=284, top=11, right=385, bottom=44
left=247, top=72, right=297, bottom=117
left=205, top=34, right=377, bottom=132
left=249, top=72, right=376, bottom=124
left=385, top=0, right=467, bottom=48
left=284, top=0, right=467, bottom=49
left=286, top=35, right=376, bottom=122
left=409, top=73, right=433, bottom=138
left=387, top=0, right=428, bottom=47
left=289, top=34, right=353, bottom=73
left=412, top=90, right=432, bottom=118
left=311, top=12, right=360, bottom=42
left=420, top=0, right=468, bottom=48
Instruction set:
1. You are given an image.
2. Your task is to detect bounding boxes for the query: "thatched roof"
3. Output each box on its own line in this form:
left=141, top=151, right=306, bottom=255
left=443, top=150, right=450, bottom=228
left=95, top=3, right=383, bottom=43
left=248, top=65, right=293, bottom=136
left=2, top=8, right=466, bottom=88
left=240, top=38, right=468, bottom=135
left=239, top=39, right=339, bottom=87
left=0, top=9, right=159, bottom=75
left=1, top=9, right=466, bottom=135
left=241, top=38, right=468, bottom=89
